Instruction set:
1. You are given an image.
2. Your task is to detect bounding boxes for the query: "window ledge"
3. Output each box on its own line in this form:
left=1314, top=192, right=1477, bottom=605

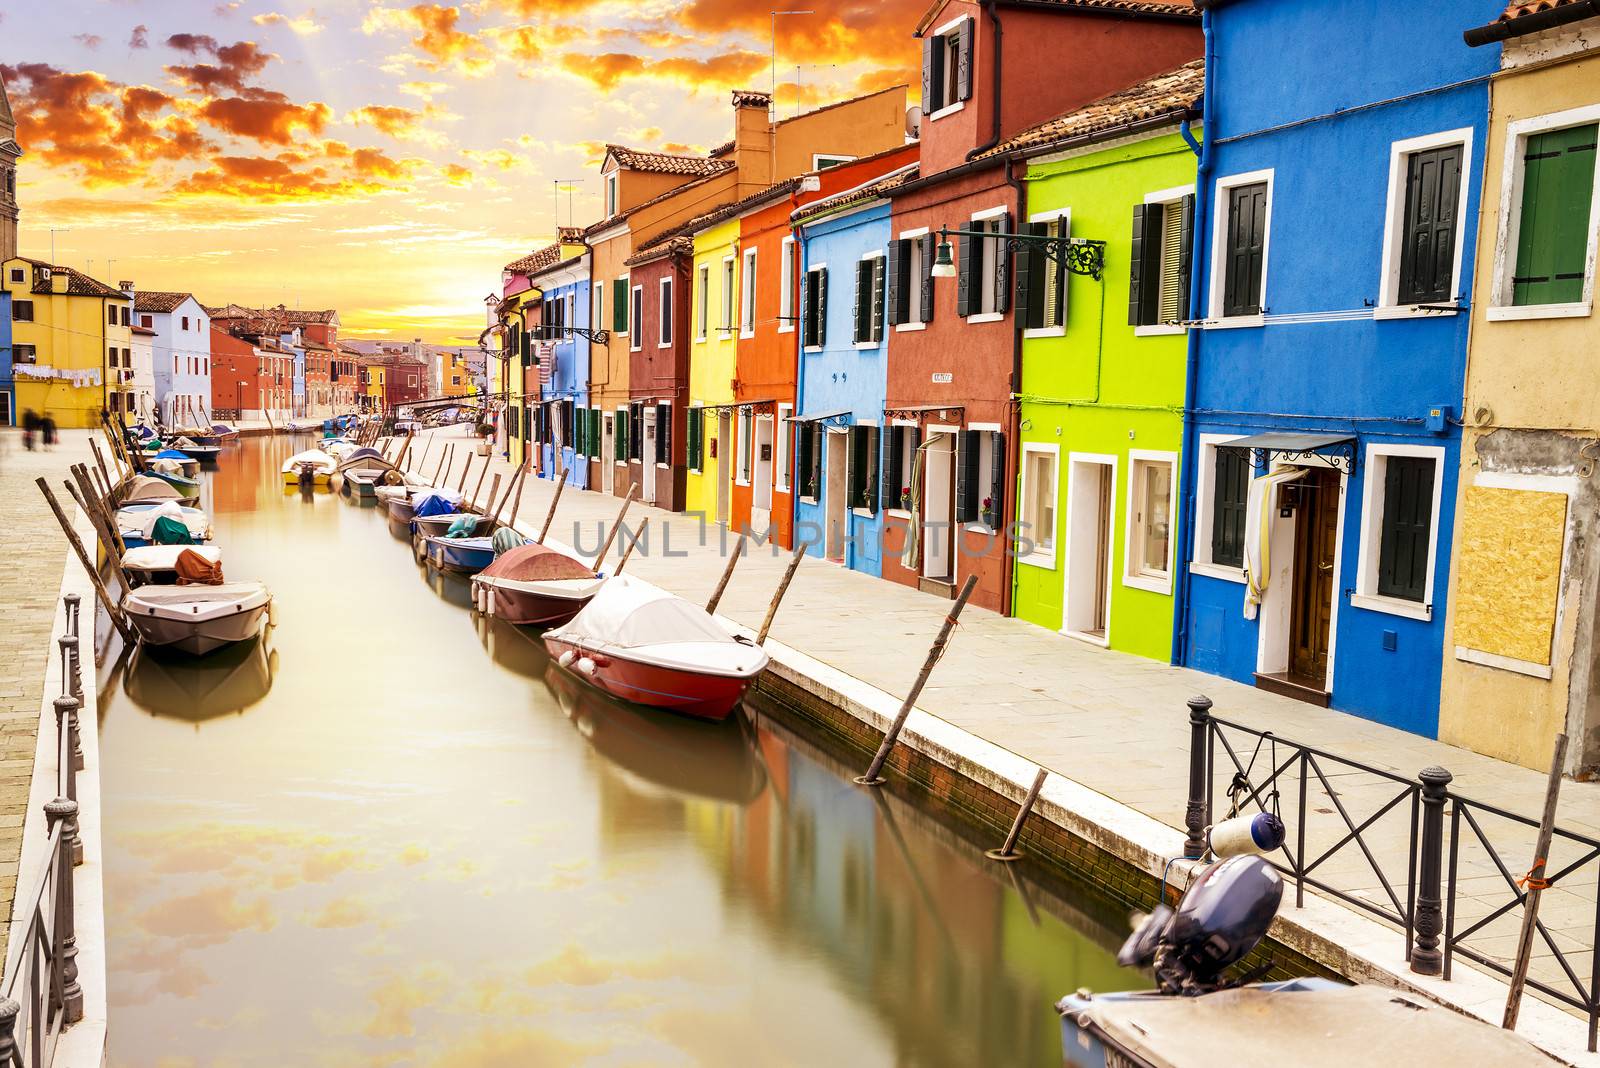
left=735, top=478, right=751, bottom=487
left=803, top=346, right=823, bottom=354
left=1134, top=324, right=1187, bottom=337
left=656, top=462, right=670, bottom=469
left=1023, top=326, right=1067, bottom=340
left=1189, top=561, right=1247, bottom=585
left=779, top=324, right=795, bottom=334
left=657, top=342, right=673, bottom=349
left=800, top=495, right=819, bottom=506
left=1123, top=573, right=1173, bottom=596
left=740, top=331, right=756, bottom=340
left=1203, top=315, right=1265, bottom=331
left=1454, top=645, right=1553, bottom=680
left=853, top=341, right=882, bottom=350
left=962, top=522, right=996, bottom=536
left=1351, top=591, right=1431, bottom=621
left=851, top=507, right=876, bottom=519
left=927, top=100, right=966, bottom=122
left=1373, top=304, right=1459, bottom=321
left=1485, top=302, right=1592, bottom=322
left=694, top=335, right=707, bottom=344
left=1020, top=552, right=1057, bottom=571
left=895, top=322, right=927, bottom=333
left=886, top=507, right=912, bottom=518
left=965, top=312, right=1005, bottom=325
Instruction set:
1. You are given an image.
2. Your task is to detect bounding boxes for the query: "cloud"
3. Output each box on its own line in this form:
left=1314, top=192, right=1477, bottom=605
left=398, top=80, right=447, bottom=101
left=347, top=103, right=429, bottom=139
left=172, top=154, right=394, bottom=203
left=559, top=49, right=768, bottom=92
left=305, top=895, right=374, bottom=928
left=440, top=162, right=473, bottom=186
left=165, top=39, right=277, bottom=95
left=73, top=33, right=103, bottom=50
left=362, top=4, right=491, bottom=75
left=136, top=885, right=276, bottom=948
left=129, top=25, right=149, bottom=49
left=252, top=10, right=325, bottom=36
left=199, top=92, right=331, bottom=144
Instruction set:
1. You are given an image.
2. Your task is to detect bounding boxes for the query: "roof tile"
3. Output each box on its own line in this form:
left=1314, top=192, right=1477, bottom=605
left=985, top=59, right=1203, bottom=158
left=133, top=291, right=193, bottom=314
left=605, top=144, right=734, bottom=177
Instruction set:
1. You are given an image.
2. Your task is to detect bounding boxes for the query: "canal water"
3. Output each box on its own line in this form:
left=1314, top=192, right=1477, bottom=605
left=96, top=434, right=1145, bottom=1067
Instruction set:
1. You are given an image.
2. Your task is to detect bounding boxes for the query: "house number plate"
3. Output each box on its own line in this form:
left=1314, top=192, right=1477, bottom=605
left=931, top=372, right=953, bottom=384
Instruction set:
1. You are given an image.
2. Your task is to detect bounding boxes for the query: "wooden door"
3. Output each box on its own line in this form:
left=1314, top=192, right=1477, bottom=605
left=1091, top=465, right=1112, bottom=636
left=1289, top=468, right=1339, bottom=686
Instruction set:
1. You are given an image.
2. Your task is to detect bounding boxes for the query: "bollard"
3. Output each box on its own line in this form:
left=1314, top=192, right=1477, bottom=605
left=65, top=592, right=80, bottom=639
left=1411, top=765, right=1452, bottom=976
left=0, top=998, right=18, bottom=1060
left=987, top=768, right=1049, bottom=862
left=44, top=798, right=83, bottom=1024
left=1183, top=696, right=1213, bottom=861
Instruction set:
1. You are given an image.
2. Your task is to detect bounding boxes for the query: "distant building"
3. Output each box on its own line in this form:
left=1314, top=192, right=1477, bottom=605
left=2, top=257, right=132, bottom=429
left=135, top=291, right=212, bottom=427
left=0, top=68, right=19, bottom=264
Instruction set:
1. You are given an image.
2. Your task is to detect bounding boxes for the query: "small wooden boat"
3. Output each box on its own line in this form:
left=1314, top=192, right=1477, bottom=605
left=149, top=450, right=200, bottom=478
left=282, top=450, right=337, bottom=487
left=412, top=511, right=491, bottom=539
left=285, top=418, right=322, bottom=433
left=147, top=460, right=202, bottom=502
left=543, top=575, right=769, bottom=722
left=208, top=423, right=241, bottom=442
left=121, top=544, right=224, bottom=586
left=333, top=447, right=398, bottom=499
left=122, top=475, right=184, bottom=505
left=472, top=543, right=603, bottom=626
left=171, top=436, right=222, bottom=463
left=421, top=534, right=507, bottom=574
left=123, top=581, right=271, bottom=655
left=116, top=503, right=212, bottom=549
left=400, top=489, right=465, bottom=529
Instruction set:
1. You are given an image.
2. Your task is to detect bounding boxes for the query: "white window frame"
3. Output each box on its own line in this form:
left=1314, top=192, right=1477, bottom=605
left=740, top=247, right=758, bottom=338
left=812, top=153, right=856, bottom=170
left=779, top=237, right=796, bottom=333
left=1135, top=186, right=1192, bottom=337
left=1123, top=450, right=1177, bottom=595
left=966, top=205, right=1008, bottom=324
left=604, top=171, right=619, bottom=218
left=629, top=284, right=643, bottom=351
left=897, top=226, right=930, bottom=332
left=1351, top=443, right=1445, bottom=622
left=593, top=280, right=603, bottom=333
left=1190, top=433, right=1248, bottom=584
left=1023, top=208, right=1070, bottom=340
left=658, top=277, right=673, bottom=348
left=1375, top=128, right=1474, bottom=320
left=925, top=15, right=970, bottom=121
left=695, top=263, right=710, bottom=341
left=776, top=402, right=793, bottom=491
left=1487, top=103, right=1600, bottom=322
left=720, top=255, right=736, bottom=333
left=1018, top=443, right=1059, bottom=569
left=803, top=263, right=826, bottom=353
left=855, top=250, right=885, bottom=349
left=1206, top=168, right=1274, bottom=329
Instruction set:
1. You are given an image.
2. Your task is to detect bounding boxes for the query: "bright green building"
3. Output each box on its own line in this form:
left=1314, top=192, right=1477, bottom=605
left=1009, top=63, right=1202, bottom=662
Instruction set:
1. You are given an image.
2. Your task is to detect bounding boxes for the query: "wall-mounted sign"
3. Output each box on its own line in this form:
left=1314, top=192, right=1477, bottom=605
left=931, top=372, right=953, bottom=384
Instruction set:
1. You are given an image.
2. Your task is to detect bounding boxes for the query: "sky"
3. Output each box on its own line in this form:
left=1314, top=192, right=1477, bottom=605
left=0, top=0, right=924, bottom=343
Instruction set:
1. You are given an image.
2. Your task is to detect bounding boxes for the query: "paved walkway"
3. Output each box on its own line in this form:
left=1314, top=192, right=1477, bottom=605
left=0, top=428, right=95, bottom=957
left=407, top=426, right=1600, bottom=1021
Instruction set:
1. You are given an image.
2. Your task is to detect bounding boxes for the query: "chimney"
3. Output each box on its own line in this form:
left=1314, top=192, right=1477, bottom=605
left=558, top=226, right=585, bottom=247
left=732, top=89, right=773, bottom=193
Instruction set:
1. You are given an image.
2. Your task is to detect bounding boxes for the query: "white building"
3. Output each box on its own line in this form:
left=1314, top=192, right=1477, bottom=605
left=134, top=291, right=212, bottom=427
left=127, top=323, right=157, bottom=423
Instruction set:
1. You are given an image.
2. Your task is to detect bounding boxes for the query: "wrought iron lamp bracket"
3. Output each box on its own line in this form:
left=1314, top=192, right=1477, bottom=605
left=533, top=325, right=611, bottom=346
left=936, top=226, right=1107, bottom=281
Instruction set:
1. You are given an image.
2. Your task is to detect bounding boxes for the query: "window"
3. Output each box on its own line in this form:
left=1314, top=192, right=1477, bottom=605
left=605, top=172, right=619, bottom=217
left=7, top=268, right=20, bottom=284
left=923, top=15, right=972, bottom=117
left=813, top=154, right=855, bottom=171
left=848, top=424, right=880, bottom=513
left=1200, top=443, right=1250, bottom=574
left=779, top=237, right=796, bottom=333
left=696, top=264, right=710, bottom=340
left=121, top=306, right=130, bottom=327
left=889, top=231, right=936, bottom=328
left=615, top=405, right=630, bottom=462
left=1214, top=173, right=1271, bottom=320
left=796, top=422, right=822, bottom=500
left=182, top=316, right=190, bottom=330
left=802, top=266, right=828, bottom=349
left=629, top=285, right=643, bottom=350
left=14, top=344, right=36, bottom=364
left=957, top=428, right=1004, bottom=531
left=738, top=408, right=753, bottom=483
left=1130, top=193, right=1194, bottom=329
left=956, top=211, right=1010, bottom=319
left=593, top=282, right=604, bottom=332
left=1019, top=446, right=1058, bottom=566
left=882, top=425, right=920, bottom=511
left=776, top=403, right=793, bottom=490
left=12, top=299, right=32, bottom=322
left=1353, top=446, right=1443, bottom=619
left=658, top=277, right=673, bottom=347
left=740, top=248, right=758, bottom=337
left=853, top=253, right=886, bottom=345
left=107, top=306, right=116, bottom=326
left=720, top=256, right=736, bottom=332
left=1507, top=119, right=1598, bottom=310
left=1019, top=214, right=1071, bottom=333
left=655, top=403, right=671, bottom=464
left=613, top=278, right=630, bottom=335
left=688, top=405, right=705, bottom=471
left=1125, top=455, right=1175, bottom=592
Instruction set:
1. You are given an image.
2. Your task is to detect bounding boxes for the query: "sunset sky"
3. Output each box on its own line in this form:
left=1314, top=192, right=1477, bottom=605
left=1, top=0, right=922, bottom=343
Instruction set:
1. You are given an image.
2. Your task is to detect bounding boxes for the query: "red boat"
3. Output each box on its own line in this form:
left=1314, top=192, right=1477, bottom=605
left=542, top=575, right=769, bottom=722
left=471, top=543, right=604, bottom=626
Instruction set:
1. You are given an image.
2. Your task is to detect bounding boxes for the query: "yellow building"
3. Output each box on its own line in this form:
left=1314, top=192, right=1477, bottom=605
left=360, top=360, right=386, bottom=410
left=2, top=257, right=131, bottom=429
left=1442, top=7, right=1600, bottom=773
left=685, top=216, right=742, bottom=522
left=437, top=348, right=474, bottom=398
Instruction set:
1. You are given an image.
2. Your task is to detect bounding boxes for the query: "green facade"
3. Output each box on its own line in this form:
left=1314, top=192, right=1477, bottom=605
left=1012, top=129, right=1198, bottom=662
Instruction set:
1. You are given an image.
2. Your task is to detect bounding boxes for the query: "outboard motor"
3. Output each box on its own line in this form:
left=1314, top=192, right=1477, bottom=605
left=1117, top=855, right=1283, bottom=995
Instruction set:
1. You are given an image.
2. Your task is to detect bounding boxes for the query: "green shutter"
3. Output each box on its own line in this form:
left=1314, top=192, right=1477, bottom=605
left=871, top=256, right=886, bottom=342
left=688, top=408, right=701, bottom=469
left=613, top=279, right=628, bottom=332
left=1130, top=203, right=1163, bottom=326
left=993, top=212, right=1012, bottom=315
left=1398, top=144, right=1463, bottom=305
left=1016, top=222, right=1047, bottom=330
left=853, top=260, right=868, bottom=343
left=886, top=239, right=905, bottom=326
left=616, top=409, right=628, bottom=460
left=1377, top=456, right=1436, bottom=603
left=816, top=268, right=828, bottom=347
left=1514, top=124, right=1597, bottom=307
left=1176, top=195, right=1195, bottom=323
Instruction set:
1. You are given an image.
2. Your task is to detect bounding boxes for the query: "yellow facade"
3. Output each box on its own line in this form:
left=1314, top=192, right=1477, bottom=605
left=684, top=218, right=740, bottom=521
left=362, top=365, right=386, bottom=409
left=439, top=349, right=474, bottom=397
left=2, top=258, right=129, bottom=429
left=1438, top=45, right=1600, bottom=772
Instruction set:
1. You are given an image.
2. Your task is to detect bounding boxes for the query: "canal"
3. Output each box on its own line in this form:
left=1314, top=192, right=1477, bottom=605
left=96, top=434, right=1145, bottom=1066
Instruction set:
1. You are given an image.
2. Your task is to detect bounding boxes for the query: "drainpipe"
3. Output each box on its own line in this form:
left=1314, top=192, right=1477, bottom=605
left=966, top=0, right=1004, bottom=162
left=1003, top=154, right=1025, bottom=618
left=1170, top=6, right=1216, bottom=668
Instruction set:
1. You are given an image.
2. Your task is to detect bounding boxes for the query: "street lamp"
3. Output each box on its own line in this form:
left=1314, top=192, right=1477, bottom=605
left=928, top=225, right=1107, bottom=282
left=931, top=237, right=957, bottom=279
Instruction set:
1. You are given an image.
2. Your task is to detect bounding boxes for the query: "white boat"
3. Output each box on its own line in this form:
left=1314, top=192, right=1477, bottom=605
left=282, top=450, right=337, bottom=487
left=285, top=418, right=322, bottom=432
left=122, top=544, right=223, bottom=586
left=123, top=582, right=272, bottom=656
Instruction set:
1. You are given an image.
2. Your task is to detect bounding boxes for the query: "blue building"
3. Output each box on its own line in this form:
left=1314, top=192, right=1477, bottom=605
left=791, top=172, right=908, bottom=577
left=0, top=288, right=11, bottom=426
left=1174, top=0, right=1499, bottom=737
left=528, top=251, right=591, bottom=488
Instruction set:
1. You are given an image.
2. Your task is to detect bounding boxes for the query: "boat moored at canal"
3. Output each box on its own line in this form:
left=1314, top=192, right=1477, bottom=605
left=116, top=502, right=212, bottom=548
left=121, top=543, right=224, bottom=586
left=123, top=581, right=272, bottom=656
left=282, top=450, right=337, bottom=487
left=472, top=543, right=603, bottom=626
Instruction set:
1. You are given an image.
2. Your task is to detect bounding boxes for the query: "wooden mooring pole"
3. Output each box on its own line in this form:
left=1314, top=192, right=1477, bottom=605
left=536, top=464, right=568, bottom=542
left=705, top=534, right=748, bottom=614
left=756, top=541, right=808, bottom=644
left=986, top=768, right=1049, bottom=862
left=457, top=453, right=474, bottom=493
left=856, top=574, right=978, bottom=787
left=477, top=473, right=502, bottom=516
left=614, top=518, right=648, bottom=575
left=36, top=479, right=135, bottom=644
left=1503, top=732, right=1568, bottom=1032
left=592, top=487, right=638, bottom=569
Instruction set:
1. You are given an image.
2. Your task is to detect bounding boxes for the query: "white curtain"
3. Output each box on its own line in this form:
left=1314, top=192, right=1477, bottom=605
left=1243, top=465, right=1309, bottom=620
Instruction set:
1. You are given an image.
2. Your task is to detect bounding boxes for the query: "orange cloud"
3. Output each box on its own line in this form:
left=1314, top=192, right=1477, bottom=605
left=348, top=103, right=426, bottom=138
left=677, top=0, right=924, bottom=72
left=165, top=38, right=277, bottom=94
left=199, top=92, right=331, bottom=144
left=441, top=162, right=473, bottom=185
left=252, top=11, right=324, bottom=36
left=173, top=154, right=393, bottom=202
left=559, top=49, right=767, bottom=92
left=363, top=4, right=490, bottom=74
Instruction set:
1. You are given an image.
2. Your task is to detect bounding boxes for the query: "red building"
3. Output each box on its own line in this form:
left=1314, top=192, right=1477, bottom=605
left=879, top=0, right=1201, bottom=612
left=620, top=236, right=691, bottom=510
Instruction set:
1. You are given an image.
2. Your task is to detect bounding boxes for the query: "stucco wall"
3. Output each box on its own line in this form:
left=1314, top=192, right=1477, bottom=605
left=686, top=219, right=740, bottom=523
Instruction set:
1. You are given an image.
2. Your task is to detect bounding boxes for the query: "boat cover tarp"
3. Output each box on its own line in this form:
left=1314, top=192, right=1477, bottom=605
left=413, top=493, right=461, bottom=519
left=551, top=575, right=734, bottom=650
left=491, top=527, right=524, bottom=555
left=153, top=449, right=192, bottom=462
left=445, top=515, right=480, bottom=538
left=150, top=515, right=194, bottom=545
left=1067, top=982, right=1559, bottom=1068
left=283, top=450, right=336, bottom=474
left=176, top=548, right=225, bottom=586
left=151, top=458, right=188, bottom=475
left=480, top=544, right=595, bottom=582
left=124, top=476, right=182, bottom=503
left=210, top=424, right=237, bottom=435
left=338, top=447, right=385, bottom=465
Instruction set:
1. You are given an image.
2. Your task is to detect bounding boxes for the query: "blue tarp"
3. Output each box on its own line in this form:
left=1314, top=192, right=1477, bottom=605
left=153, top=449, right=191, bottom=461
left=412, top=493, right=458, bottom=519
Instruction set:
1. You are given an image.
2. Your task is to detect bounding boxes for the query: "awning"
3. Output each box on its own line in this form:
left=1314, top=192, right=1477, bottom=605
left=791, top=408, right=851, bottom=424
left=1218, top=432, right=1356, bottom=476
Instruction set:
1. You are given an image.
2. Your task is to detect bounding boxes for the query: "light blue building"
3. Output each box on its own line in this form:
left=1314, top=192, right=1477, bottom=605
left=1174, top=0, right=1499, bottom=737
left=529, top=252, right=591, bottom=488
left=791, top=176, right=902, bottom=577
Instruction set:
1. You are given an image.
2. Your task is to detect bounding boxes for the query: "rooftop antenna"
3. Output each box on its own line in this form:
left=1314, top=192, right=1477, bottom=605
left=553, top=178, right=584, bottom=230
left=771, top=10, right=814, bottom=124
left=795, top=63, right=838, bottom=116
left=50, top=227, right=70, bottom=265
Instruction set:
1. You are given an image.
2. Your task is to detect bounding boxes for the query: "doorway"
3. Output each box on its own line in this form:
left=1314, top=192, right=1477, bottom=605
left=1288, top=467, right=1340, bottom=688
left=1065, top=455, right=1116, bottom=644
left=752, top=415, right=774, bottom=533
left=717, top=412, right=732, bottom=525
left=922, top=430, right=956, bottom=582
left=825, top=429, right=849, bottom=561
left=642, top=407, right=657, bottom=505
left=601, top=414, right=614, bottom=495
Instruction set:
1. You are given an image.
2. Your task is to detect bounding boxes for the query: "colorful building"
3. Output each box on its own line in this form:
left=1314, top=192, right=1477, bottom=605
left=524, top=229, right=592, bottom=487
left=499, top=244, right=557, bottom=469
left=2, top=257, right=131, bottom=429
left=0, top=69, right=18, bottom=265
left=1008, top=63, right=1203, bottom=662
left=1174, top=0, right=1494, bottom=737
left=1438, top=1, right=1600, bottom=772
left=685, top=213, right=743, bottom=522
left=137, top=292, right=211, bottom=427
left=1, top=285, right=10, bottom=426
left=622, top=233, right=690, bottom=509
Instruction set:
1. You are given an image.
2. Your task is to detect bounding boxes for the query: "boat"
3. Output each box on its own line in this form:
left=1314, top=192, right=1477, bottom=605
left=122, top=581, right=271, bottom=656
left=333, top=447, right=398, bottom=499
left=208, top=423, right=241, bottom=441
left=285, top=418, right=322, bottom=432
left=282, top=449, right=337, bottom=487
left=147, top=459, right=202, bottom=502
left=471, top=543, right=603, bottom=626
left=412, top=510, right=491, bottom=539
left=542, top=575, right=770, bottom=722
left=122, top=475, right=184, bottom=505
left=149, top=449, right=199, bottom=478
left=116, top=502, right=211, bottom=549
left=391, top=487, right=462, bottom=527
left=420, top=534, right=507, bottom=574
left=121, top=544, right=224, bottom=586
left=170, top=436, right=223, bottom=463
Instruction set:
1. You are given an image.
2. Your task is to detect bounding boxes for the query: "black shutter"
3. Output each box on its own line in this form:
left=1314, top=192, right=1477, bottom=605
left=809, top=424, right=823, bottom=498
left=920, top=234, right=937, bottom=323
left=1398, top=144, right=1462, bottom=305
left=656, top=403, right=670, bottom=464
left=956, top=429, right=979, bottom=522
left=987, top=431, right=1005, bottom=531
left=630, top=403, right=642, bottom=460
left=816, top=268, right=828, bottom=347
left=800, top=270, right=812, bottom=346
left=797, top=422, right=814, bottom=497
left=1016, top=222, right=1047, bottom=330
left=1176, top=194, right=1195, bottom=323
left=1378, top=456, right=1435, bottom=602
left=882, top=426, right=902, bottom=511
left=993, top=213, right=1012, bottom=315
left=922, top=35, right=939, bottom=113
left=849, top=426, right=866, bottom=507
left=1211, top=447, right=1248, bottom=568
left=871, top=256, right=886, bottom=342
left=956, top=234, right=975, bottom=317
left=1223, top=182, right=1268, bottom=317
left=956, top=18, right=974, bottom=102
left=853, top=260, right=868, bottom=343
left=688, top=408, right=700, bottom=469
left=615, top=409, right=627, bottom=461
left=887, top=239, right=907, bottom=326
left=1130, top=203, right=1163, bottom=326
left=866, top=426, right=881, bottom=513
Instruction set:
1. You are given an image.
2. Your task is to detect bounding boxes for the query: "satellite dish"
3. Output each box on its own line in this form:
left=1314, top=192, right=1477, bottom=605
left=905, top=105, right=923, bottom=139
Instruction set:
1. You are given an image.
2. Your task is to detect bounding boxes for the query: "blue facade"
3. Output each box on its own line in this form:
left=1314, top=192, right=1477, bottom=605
left=795, top=201, right=891, bottom=578
left=539, top=272, right=590, bottom=488
left=1175, top=0, right=1499, bottom=738
left=0, top=290, right=11, bottom=426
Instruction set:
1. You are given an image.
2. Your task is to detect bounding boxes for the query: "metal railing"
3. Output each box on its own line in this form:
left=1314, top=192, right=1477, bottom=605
left=0, top=595, right=87, bottom=1066
left=1184, top=695, right=1600, bottom=1051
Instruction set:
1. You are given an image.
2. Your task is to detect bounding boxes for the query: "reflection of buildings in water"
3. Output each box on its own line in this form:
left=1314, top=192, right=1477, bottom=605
left=121, top=634, right=277, bottom=726
left=209, top=439, right=268, bottom=514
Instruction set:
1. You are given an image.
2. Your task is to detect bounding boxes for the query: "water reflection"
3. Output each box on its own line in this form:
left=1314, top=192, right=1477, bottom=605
left=97, top=436, right=1146, bottom=1067
left=121, top=635, right=277, bottom=725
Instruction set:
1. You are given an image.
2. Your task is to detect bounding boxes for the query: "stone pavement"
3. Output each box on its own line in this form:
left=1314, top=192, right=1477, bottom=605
left=0, top=427, right=94, bottom=958
left=410, top=426, right=1600, bottom=1025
